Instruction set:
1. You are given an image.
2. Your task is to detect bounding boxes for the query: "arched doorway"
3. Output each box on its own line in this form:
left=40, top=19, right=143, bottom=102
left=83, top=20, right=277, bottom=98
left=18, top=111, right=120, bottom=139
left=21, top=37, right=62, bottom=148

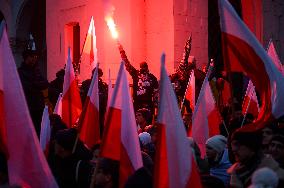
left=16, top=0, right=47, bottom=77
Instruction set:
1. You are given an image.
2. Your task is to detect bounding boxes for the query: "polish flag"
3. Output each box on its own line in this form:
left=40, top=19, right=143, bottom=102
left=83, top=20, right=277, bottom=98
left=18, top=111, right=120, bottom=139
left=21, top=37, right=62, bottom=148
left=100, top=62, right=143, bottom=188
left=40, top=106, right=51, bottom=156
left=154, top=54, right=202, bottom=188
left=62, top=48, right=82, bottom=128
left=53, top=93, right=62, bottom=116
left=0, top=21, right=58, bottom=188
left=183, top=70, right=195, bottom=112
left=81, top=16, right=98, bottom=79
left=191, top=65, right=221, bottom=158
left=242, top=80, right=260, bottom=118
left=219, top=0, right=284, bottom=126
left=78, top=64, right=100, bottom=149
left=267, top=40, right=284, bottom=75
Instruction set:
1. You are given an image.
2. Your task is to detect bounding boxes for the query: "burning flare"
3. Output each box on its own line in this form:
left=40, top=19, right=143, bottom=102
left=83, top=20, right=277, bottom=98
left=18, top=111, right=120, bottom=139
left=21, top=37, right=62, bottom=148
left=105, top=16, right=119, bottom=39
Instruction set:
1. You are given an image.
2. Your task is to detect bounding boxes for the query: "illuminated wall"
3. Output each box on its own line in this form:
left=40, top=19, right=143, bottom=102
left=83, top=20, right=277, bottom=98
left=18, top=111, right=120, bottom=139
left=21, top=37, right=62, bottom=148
left=46, top=0, right=207, bottom=82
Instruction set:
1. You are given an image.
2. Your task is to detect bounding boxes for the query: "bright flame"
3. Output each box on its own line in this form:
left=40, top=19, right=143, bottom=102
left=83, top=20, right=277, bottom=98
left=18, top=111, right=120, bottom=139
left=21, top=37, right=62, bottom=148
left=105, top=16, right=119, bottom=39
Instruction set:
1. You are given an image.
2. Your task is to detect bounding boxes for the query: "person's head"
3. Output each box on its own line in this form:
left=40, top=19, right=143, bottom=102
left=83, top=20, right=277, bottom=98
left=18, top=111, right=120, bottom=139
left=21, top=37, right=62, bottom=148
left=92, top=67, right=103, bottom=78
left=49, top=114, right=67, bottom=140
left=269, top=135, right=284, bottom=163
left=248, top=167, right=279, bottom=188
left=54, top=128, right=77, bottom=158
left=136, top=108, right=151, bottom=126
left=139, top=132, right=152, bottom=147
left=56, top=69, right=65, bottom=81
left=206, top=135, right=227, bottom=162
left=230, top=129, right=262, bottom=164
left=262, top=123, right=279, bottom=146
left=139, top=61, right=149, bottom=74
left=124, top=167, right=153, bottom=188
left=93, top=158, right=119, bottom=188
left=22, top=49, right=39, bottom=67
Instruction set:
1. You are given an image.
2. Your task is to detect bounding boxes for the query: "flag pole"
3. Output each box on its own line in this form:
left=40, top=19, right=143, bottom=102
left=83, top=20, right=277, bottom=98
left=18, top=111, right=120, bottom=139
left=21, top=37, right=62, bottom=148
left=222, top=120, right=229, bottom=136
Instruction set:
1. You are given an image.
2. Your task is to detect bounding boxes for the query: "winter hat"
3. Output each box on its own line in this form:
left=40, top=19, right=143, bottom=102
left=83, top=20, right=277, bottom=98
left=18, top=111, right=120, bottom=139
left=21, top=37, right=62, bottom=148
left=248, top=167, right=278, bottom=188
left=206, top=135, right=227, bottom=153
left=231, top=128, right=262, bottom=151
left=139, top=132, right=152, bottom=146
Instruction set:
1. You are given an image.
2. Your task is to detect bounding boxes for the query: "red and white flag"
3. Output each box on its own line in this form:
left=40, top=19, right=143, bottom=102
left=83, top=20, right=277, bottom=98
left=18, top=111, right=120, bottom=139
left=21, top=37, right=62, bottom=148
left=0, top=21, right=58, bottom=188
left=191, top=66, right=221, bottom=158
left=40, top=106, right=51, bottom=156
left=154, top=54, right=202, bottom=188
left=62, top=48, right=82, bottom=128
left=183, top=70, right=195, bottom=112
left=219, top=0, right=284, bottom=126
left=100, top=62, right=143, bottom=188
left=267, top=40, right=284, bottom=75
left=81, top=16, right=98, bottom=79
left=242, top=80, right=260, bottom=118
left=78, top=64, right=100, bottom=149
left=54, top=93, right=62, bottom=116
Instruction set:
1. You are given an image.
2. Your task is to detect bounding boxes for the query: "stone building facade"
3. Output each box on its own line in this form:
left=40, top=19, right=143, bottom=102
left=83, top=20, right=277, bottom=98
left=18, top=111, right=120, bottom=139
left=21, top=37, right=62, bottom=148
left=0, top=0, right=283, bottom=82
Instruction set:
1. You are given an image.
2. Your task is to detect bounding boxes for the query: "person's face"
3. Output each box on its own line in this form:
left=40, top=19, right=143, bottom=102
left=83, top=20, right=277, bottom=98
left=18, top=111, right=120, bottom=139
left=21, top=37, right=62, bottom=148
left=231, top=140, right=255, bottom=163
left=136, top=112, right=146, bottom=125
left=262, top=127, right=274, bottom=145
left=205, top=145, right=218, bottom=160
left=269, top=140, right=284, bottom=162
left=25, top=54, right=38, bottom=67
left=94, top=167, right=111, bottom=187
left=140, top=62, right=148, bottom=74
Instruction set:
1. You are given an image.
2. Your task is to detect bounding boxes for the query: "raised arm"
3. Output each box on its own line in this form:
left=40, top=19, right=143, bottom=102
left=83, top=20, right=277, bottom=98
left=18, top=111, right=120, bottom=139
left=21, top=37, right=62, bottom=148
left=117, top=42, right=137, bottom=75
left=176, top=35, right=192, bottom=78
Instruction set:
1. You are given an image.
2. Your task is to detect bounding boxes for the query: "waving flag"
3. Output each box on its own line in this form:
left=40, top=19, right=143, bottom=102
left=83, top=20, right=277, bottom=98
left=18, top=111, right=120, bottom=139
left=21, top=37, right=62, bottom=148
left=0, top=21, right=58, bottom=188
left=154, top=54, right=202, bottom=188
left=62, top=48, right=82, bottom=128
left=40, top=106, right=51, bottom=155
left=191, top=65, right=221, bottom=157
left=242, top=80, right=260, bottom=118
left=267, top=40, right=284, bottom=75
left=219, top=0, right=284, bottom=127
left=81, top=16, right=98, bottom=80
left=78, top=64, right=100, bottom=149
left=100, top=62, right=143, bottom=188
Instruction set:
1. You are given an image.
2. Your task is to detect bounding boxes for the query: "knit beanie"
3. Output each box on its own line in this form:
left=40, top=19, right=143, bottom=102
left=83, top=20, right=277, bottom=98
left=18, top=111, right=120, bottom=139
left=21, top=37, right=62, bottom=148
left=139, top=132, right=152, bottom=146
left=248, top=167, right=278, bottom=188
left=206, top=135, right=227, bottom=153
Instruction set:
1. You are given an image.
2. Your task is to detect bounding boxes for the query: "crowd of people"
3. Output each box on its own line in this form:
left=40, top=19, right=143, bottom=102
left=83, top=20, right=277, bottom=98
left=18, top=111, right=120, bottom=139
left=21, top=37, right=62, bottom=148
left=1, top=37, right=284, bottom=188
